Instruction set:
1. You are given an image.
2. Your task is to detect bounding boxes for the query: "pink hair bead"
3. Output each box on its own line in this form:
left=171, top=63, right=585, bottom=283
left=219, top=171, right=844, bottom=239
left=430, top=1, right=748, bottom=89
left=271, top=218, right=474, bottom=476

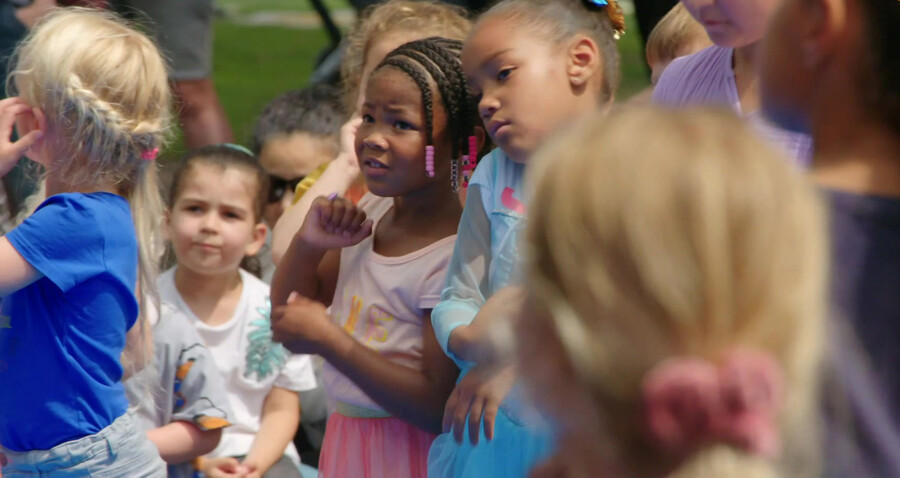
left=425, top=145, right=435, bottom=178
left=460, top=135, right=479, bottom=188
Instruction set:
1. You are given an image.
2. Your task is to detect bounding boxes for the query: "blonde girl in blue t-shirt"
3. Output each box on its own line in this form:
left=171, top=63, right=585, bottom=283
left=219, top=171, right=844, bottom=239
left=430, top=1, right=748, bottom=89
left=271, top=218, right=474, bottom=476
left=0, top=8, right=170, bottom=477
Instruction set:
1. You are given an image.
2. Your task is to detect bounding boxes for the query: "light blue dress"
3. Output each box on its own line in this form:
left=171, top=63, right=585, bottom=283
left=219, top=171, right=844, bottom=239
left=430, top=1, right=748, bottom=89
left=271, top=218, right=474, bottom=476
left=428, top=149, right=554, bottom=478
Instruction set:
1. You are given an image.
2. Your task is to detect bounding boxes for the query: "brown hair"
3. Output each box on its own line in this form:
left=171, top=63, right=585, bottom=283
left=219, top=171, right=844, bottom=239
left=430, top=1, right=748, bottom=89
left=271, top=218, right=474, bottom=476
left=857, top=0, right=900, bottom=134
left=480, top=0, right=625, bottom=103
left=646, top=3, right=710, bottom=66
left=341, top=0, right=471, bottom=110
left=167, top=145, right=269, bottom=277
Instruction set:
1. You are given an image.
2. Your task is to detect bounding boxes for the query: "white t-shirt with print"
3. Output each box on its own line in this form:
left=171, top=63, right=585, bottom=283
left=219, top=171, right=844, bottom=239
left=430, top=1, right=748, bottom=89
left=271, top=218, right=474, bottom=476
left=158, top=267, right=317, bottom=466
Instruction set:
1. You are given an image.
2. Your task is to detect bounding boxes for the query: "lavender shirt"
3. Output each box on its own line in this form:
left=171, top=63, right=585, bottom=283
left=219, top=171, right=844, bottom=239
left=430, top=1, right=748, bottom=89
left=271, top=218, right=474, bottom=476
left=652, top=45, right=812, bottom=167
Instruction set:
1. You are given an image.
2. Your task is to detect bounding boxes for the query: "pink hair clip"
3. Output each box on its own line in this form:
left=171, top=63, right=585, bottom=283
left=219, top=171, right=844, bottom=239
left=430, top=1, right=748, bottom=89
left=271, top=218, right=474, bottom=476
left=141, top=147, right=159, bottom=161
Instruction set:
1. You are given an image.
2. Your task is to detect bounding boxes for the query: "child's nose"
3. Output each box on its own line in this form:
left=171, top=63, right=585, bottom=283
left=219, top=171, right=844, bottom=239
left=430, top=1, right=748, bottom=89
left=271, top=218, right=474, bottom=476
left=200, top=212, right=220, bottom=231
left=479, top=95, right=499, bottom=120
left=363, top=131, right=389, bottom=152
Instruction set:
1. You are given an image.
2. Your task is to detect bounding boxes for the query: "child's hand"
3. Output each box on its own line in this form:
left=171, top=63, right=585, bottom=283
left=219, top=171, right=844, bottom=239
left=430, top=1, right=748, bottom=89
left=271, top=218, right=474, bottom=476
left=296, top=195, right=373, bottom=250
left=443, top=363, right=517, bottom=445
left=338, top=115, right=363, bottom=171
left=272, top=293, right=348, bottom=357
left=0, top=97, right=44, bottom=177
left=239, top=458, right=262, bottom=478
left=202, top=456, right=254, bottom=478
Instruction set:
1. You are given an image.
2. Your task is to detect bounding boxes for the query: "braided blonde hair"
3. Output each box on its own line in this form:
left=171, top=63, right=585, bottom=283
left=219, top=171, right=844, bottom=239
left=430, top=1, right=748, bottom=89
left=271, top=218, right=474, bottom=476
left=9, top=8, right=172, bottom=373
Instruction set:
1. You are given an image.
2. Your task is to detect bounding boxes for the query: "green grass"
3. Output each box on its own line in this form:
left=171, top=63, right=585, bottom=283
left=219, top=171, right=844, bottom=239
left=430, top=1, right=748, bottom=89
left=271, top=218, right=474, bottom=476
left=163, top=11, right=649, bottom=161
left=217, top=0, right=350, bottom=15
left=214, top=22, right=330, bottom=142
left=163, top=22, right=330, bottom=161
left=616, top=19, right=652, bottom=99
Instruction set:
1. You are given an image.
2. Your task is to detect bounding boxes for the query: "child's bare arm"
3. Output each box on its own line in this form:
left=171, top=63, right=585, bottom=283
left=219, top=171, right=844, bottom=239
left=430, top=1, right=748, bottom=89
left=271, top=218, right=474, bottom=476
left=273, top=300, right=458, bottom=434
left=0, top=97, right=44, bottom=177
left=240, top=387, right=300, bottom=476
left=146, top=421, right=222, bottom=464
left=271, top=196, right=371, bottom=308
left=0, top=238, right=39, bottom=296
left=271, top=116, right=362, bottom=264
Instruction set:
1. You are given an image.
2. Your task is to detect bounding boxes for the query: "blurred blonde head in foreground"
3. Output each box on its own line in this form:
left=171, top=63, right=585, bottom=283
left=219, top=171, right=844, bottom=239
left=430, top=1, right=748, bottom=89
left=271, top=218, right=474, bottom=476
left=520, top=106, right=828, bottom=478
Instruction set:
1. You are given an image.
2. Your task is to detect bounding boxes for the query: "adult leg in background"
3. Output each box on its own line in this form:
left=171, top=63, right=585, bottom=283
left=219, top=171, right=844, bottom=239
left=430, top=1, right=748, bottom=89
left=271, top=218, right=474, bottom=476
left=113, top=0, right=233, bottom=149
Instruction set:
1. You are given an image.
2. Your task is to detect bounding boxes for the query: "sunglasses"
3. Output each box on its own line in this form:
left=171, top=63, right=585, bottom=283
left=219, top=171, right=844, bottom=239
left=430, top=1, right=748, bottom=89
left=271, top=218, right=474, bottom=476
left=268, top=175, right=305, bottom=204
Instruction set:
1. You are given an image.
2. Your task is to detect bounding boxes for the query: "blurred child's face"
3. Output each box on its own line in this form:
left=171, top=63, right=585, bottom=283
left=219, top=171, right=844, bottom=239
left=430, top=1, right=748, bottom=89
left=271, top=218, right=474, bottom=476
left=260, top=132, right=336, bottom=227
left=760, top=0, right=814, bottom=133
left=166, top=163, right=267, bottom=277
left=681, top=0, right=780, bottom=48
left=356, top=67, right=452, bottom=198
left=357, top=32, right=422, bottom=111
left=463, top=15, right=592, bottom=163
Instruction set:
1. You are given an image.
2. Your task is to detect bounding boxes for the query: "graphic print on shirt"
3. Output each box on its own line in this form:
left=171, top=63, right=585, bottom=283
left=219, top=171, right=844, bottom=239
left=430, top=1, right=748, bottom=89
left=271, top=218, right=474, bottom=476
left=339, top=291, right=396, bottom=348
left=244, top=297, right=287, bottom=381
left=501, top=187, right=526, bottom=215
left=173, top=343, right=232, bottom=430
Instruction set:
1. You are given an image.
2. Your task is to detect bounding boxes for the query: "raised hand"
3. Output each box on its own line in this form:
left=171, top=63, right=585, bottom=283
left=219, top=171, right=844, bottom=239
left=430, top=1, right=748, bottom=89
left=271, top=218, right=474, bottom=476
left=0, top=97, right=44, bottom=177
left=296, top=195, right=373, bottom=251
left=338, top=115, right=363, bottom=171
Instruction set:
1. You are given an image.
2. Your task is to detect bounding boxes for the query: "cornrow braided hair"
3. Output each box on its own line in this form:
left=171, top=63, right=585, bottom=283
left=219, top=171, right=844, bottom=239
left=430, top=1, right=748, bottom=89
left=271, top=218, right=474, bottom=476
left=374, top=37, right=480, bottom=189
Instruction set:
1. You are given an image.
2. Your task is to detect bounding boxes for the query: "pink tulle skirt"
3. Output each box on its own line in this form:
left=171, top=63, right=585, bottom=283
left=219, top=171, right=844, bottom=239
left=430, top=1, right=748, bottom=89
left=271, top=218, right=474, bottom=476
left=318, top=412, right=436, bottom=478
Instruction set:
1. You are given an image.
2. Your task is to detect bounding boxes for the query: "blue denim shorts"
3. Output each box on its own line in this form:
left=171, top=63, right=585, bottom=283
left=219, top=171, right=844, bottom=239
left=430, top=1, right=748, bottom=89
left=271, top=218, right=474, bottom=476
left=1, top=412, right=165, bottom=477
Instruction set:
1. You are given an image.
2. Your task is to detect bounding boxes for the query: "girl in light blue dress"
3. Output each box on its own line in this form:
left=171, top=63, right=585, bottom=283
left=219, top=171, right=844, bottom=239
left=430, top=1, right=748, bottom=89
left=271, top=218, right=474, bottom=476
left=428, top=0, right=627, bottom=476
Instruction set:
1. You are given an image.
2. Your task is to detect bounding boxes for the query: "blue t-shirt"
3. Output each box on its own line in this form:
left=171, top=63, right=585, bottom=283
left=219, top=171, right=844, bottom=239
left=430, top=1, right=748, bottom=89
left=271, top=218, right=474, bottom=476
left=0, top=192, right=139, bottom=451
left=823, top=189, right=900, bottom=477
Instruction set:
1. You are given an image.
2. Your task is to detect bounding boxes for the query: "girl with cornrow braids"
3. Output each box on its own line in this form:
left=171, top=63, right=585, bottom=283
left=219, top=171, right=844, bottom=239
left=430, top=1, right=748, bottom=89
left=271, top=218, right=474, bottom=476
left=429, top=1, right=625, bottom=477
left=0, top=8, right=170, bottom=477
left=270, top=1, right=473, bottom=266
left=270, top=37, right=485, bottom=478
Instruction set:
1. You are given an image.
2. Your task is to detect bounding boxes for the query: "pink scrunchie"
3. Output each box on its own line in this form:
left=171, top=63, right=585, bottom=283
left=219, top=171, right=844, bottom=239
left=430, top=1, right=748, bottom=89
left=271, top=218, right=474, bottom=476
left=642, top=350, right=784, bottom=458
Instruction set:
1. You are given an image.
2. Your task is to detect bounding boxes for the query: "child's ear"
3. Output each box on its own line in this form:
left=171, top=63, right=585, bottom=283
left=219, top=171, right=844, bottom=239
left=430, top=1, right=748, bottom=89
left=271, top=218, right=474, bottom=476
left=802, top=0, right=844, bottom=69
left=566, top=34, right=602, bottom=89
left=16, top=105, right=46, bottom=136
left=245, top=222, right=269, bottom=257
left=16, top=106, right=48, bottom=163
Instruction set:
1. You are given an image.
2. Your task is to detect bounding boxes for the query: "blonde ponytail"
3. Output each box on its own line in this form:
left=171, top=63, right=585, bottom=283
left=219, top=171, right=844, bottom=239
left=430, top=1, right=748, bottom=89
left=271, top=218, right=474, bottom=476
left=10, top=8, right=172, bottom=376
